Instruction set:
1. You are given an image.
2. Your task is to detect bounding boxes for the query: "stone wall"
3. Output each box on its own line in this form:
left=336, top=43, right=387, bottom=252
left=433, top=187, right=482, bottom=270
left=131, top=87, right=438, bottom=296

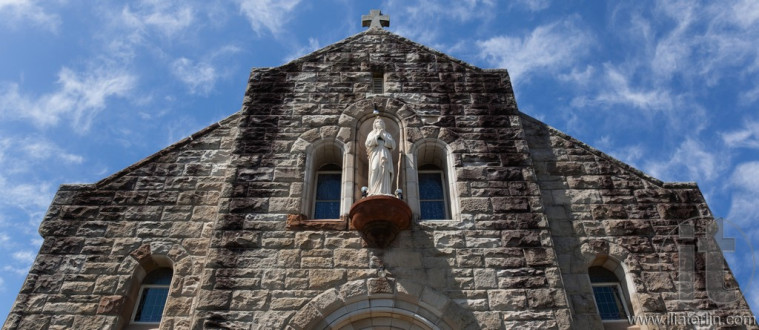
left=522, top=114, right=755, bottom=329
left=3, top=113, right=240, bottom=329
left=200, top=29, right=570, bottom=329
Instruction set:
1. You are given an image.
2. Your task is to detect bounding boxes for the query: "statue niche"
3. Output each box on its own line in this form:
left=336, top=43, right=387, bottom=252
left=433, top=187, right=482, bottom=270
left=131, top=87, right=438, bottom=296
left=350, top=114, right=411, bottom=248
left=366, top=117, right=396, bottom=196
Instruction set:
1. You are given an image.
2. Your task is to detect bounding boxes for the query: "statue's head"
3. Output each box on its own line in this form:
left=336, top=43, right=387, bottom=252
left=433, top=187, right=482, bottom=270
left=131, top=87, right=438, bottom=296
left=373, top=117, right=386, bottom=130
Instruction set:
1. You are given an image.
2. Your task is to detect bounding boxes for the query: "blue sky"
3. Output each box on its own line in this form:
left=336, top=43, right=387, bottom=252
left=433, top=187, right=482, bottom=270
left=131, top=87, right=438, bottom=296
left=1, top=0, right=758, bottom=322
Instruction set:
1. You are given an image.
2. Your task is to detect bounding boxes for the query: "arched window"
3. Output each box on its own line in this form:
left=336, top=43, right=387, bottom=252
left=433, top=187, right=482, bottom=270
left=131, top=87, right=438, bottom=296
left=589, top=266, right=631, bottom=323
left=131, top=267, right=173, bottom=325
left=407, top=139, right=458, bottom=220
left=314, top=164, right=342, bottom=219
left=303, top=141, right=347, bottom=220
left=417, top=164, right=448, bottom=220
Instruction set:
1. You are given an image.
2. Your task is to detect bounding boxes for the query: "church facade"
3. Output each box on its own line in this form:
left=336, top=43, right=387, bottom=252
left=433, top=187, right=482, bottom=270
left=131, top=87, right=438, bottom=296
left=4, top=12, right=756, bottom=330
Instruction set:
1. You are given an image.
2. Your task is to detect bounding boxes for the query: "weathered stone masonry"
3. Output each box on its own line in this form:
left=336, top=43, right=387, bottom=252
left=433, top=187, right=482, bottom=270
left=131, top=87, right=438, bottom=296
left=4, top=27, right=755, bottom=330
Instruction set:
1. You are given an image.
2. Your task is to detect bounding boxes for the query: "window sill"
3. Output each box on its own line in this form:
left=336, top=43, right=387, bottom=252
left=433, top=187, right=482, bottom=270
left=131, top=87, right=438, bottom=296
left=287, top=214, right=348, bottom=230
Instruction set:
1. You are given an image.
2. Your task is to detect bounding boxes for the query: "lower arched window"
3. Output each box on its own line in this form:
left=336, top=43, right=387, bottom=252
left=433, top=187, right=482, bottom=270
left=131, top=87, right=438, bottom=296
left=131, top=267, right=173, bottom=324
left=589, top=266, right=631, bottom=322
left=303, top=141, right=346, bottom=220
left=418, top=164, right=449, bottom=220
left=314, top=164, right=342, bottom=219
left=409, top=139, right=457, bottom=220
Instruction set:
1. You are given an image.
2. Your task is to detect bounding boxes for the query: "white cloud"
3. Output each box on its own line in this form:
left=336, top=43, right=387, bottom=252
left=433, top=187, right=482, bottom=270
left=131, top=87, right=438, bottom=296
left=571, top=63, right=673, bottom=112
left=644, top=138, right=725, bottom=182
left=727, top=162, right=759, bottom=229
left=722, top=120, right=759, bottom=149
left=237, top=0, right=301, bottom=36
left=399, top=0, right=495, bottom=22
left=2, top=265, right=29, bottom=276
left=0, top=176, right=52, bottom=211
left=21, top=139, right=84, bottom=164
left=384, top=0, right=496, bottom=45
left=171, top=58, right=217, bottom=95
left=284, top=38, right=321, bottom=63
left=629, top=1, right=759, bottom=87
left=557, top=65, right=595, bottom=87
left=121, top=0, right=194, bottom=37
left=0, top=0, right=60, bottom=32
left=609, top=145, right=645, bottom=167
left=729, top=162, right=759, bottom=193
left=0, top=67, right=136, bottom=132
left=476, top=17, right=592, bottom=82
left=0, top=135, right=84, bottom=179
left=511, top=0, right=550, bottom=12
left=739, top=85, right=759, bottom=105
left=170, top=45, right=241, bottom=95
left=11, top=250, right=35, bottom=264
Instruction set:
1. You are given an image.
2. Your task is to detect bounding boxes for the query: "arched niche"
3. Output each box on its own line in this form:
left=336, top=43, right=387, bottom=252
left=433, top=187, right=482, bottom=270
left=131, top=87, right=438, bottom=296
left=354, top=113, right=404, bottom=201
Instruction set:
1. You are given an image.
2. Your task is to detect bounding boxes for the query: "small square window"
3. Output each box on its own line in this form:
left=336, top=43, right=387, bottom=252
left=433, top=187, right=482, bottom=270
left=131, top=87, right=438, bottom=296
left=372, top=72, right=384, bottom=94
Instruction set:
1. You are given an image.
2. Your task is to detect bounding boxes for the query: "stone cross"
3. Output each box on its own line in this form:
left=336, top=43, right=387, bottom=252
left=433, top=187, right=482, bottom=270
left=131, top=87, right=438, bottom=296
left=362, top=9, right=389, bottom=29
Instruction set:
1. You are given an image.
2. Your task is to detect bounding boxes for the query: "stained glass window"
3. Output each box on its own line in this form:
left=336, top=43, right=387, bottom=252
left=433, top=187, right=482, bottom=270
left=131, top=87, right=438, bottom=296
left=314, top=172, right=341, bottom=219
left=133, top=268, right=172, bottom=323
left=592, top=285, right=628, bottom=320
left=419, top=171, right=447, bottom=220
left=589, top=266, right=629, bottom=321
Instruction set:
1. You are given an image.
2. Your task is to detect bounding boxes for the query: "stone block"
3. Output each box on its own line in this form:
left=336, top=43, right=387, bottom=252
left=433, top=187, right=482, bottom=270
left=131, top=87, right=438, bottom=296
left=487, top=289, right=526, bottom=310
left=459, top=198, right=491, bottom=213
left=334, top=249, right=369, bottom=268
left=492, top=197, right=530, bottom=213
left=309, top=269, right=345, bottom=289
left=603, top=219, right=653, bottom=236
left=473, top=269, right=497, bottom=289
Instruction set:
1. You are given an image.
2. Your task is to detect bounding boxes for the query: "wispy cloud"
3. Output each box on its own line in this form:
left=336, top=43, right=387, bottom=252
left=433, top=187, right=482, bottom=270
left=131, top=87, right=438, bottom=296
left=236, top=0, right=301, bottom=36
left=11, top=250, right=34, bottom=264
left=171, top=58, right=217, bottom=95
left=284, top=38, right=321, bottom=63
left=727, top=162, right=759, bottom=228
left=0, top=176, right=52, bottom=211
left=121, top=0, right=195, bottom=37
left=385, top=0, right=496, bottom=45
left=476, top=17, right=593, bottom=82
left=170, top=45, right=242, bottom=95
left=0, top=67, right=136, bottom=132
left=0, top=136, right=85, bottom=170
left=570, top=63, right=673, bottom=112
left=510, top=0, right=550, bottom=12
left=722, top=120, right=759, bottom=149
left=644, top=138, right=726, bottom=182
left=0, top=0, right=60, bottom=32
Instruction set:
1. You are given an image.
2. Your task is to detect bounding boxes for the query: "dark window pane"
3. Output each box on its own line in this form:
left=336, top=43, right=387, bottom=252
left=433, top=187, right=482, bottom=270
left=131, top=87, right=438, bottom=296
left=588, top=266, right=619, bottom=283
left=314, top=201, right=340, bottom=219
left=316, top=174, right=341, bottom=200
left=418, top=173, right=444, bottom=200
left=143, top=268, right=172, bottom=285
left=421, top=201, right=446, bottom=220
left=592, top=286, right=627, bottom=320
left=134, top=287, right=169, bottom=322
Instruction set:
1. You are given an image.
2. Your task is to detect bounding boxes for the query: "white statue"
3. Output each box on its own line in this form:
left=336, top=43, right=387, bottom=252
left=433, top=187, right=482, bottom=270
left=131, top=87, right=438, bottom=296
left=366, top=117, right=396, bottom=196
